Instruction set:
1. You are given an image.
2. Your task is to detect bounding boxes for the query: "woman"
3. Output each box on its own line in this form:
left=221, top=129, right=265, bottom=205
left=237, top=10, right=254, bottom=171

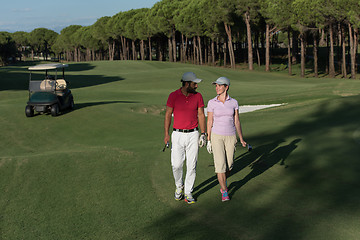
left=206, top=77, right=247, bottom=202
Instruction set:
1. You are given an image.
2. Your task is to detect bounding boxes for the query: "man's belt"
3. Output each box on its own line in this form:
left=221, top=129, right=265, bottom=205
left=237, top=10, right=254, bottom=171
left=173, top=127, right=198, bottom=133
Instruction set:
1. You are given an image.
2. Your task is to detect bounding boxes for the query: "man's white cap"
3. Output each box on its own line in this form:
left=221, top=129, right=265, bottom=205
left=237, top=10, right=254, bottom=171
left=213, top=76, right=230, bottom=86
left=181, top=72, right=202, bottom=83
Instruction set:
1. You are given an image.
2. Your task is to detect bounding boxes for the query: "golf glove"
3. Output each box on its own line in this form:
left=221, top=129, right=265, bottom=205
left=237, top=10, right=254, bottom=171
left=207, top=141, right=212, bottom=154
left=199, top=134, right=206, bottom=148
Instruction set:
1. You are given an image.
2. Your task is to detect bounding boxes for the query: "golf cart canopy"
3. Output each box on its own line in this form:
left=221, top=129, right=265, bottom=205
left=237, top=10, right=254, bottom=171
left=28, top=63, right=68, bottom=71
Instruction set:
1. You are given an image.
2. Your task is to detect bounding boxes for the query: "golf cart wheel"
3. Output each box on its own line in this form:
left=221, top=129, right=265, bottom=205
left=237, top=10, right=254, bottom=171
left=51, top=104, right=59, bottom=117
left=69, top=97, right=75, bottom=110
left=25, top=105, right=34, bottom=117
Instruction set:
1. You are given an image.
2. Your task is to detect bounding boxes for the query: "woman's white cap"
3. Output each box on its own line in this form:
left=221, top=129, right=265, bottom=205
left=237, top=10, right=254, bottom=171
left=213, top=76, right=230, bottom=86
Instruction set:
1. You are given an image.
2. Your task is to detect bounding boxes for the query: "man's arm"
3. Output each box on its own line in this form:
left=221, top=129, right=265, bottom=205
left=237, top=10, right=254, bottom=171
left=164, top=106, right=173, bottom=144
left=198, top=107, right=206, bottom=134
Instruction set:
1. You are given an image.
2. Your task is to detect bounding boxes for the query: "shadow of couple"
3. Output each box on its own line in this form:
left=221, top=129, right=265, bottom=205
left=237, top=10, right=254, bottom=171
left=193, top=138, right=302, bottom=199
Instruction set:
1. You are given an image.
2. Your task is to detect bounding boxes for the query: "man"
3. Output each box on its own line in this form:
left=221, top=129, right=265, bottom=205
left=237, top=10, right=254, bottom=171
left=164, top=72, right=207, bottom=204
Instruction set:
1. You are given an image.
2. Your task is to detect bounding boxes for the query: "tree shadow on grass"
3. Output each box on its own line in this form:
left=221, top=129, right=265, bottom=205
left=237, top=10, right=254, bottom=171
left=67, top=63, right=96, bottom=72
left=193, top=139, right=301, bottom=199
left=228, top=138, right=301, bottom=198
left=0, top=62, right=125, bottom=91
left=28, top=101, right=141, bottom=118
left=143, top=95, right=360, bottom=240
left=74, top=100, right=140, bottom=110
left=67, top=75, right=124, bottom=89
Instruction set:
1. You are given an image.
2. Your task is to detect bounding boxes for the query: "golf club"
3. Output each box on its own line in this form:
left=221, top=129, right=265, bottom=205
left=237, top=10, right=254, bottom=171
left=247, top=143, right=252, bottom=152
left=162, top=142, right=169, bottom=152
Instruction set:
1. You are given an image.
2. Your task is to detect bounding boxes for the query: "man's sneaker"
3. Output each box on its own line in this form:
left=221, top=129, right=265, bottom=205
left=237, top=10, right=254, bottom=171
left=174, top=187, right=184, bottom=201
left=220, top=189, right=230, bottom=202
left=184, top=194, right=196, bottom=204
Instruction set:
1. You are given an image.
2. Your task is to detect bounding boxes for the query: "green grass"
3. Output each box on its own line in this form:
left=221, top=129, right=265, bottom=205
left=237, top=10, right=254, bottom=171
left=1, top=60, right=360, bottom=239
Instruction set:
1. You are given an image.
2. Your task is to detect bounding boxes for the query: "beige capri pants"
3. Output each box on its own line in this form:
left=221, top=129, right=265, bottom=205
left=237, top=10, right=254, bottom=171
left=211, top=133, right=237, bottom=173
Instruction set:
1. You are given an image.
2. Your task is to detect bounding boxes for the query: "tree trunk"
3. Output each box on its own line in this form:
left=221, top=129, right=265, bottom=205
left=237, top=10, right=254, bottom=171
left=86, top=48, right=90, bottom=61
left=126, top=40, right=130, bottom=60
left=184, top=36, right=188, bottom=63
left=349, top=24, right=357, bottom=79
left=74, top=47, right=78, bottom=62
left=108, top=41, right=115, bottom=61
left=108, top=43, right=111, bottom=61
left=158, top=39, right=163, bottom=61
left=140, top=40, right=145, bottom=60
left=319, top=28, right=326, bottom=46
left=180, top=34, right=184, bottom=63
left=300, top=34, right=305, bottom=78
left=168, top=37, right=173, bottom=62
left=224, top=23, right=235, bottom=69
left=172, top=28, right=176, bottom=62
left=314, top=36, right=318, bottom=78
left=132, top=40, right=136, bottom=60
left=337, top=23, right=342, bottom=74
left=245, top=11, right=253, bottom=70
left=211, top=39, right=215, bottom=66
left=120, top=36, right=127, bottom=60
left=205, top=39, right=208, bottom=64
left=78, top=48, right=81, bottom=62
left=292, top=32, right=298, bottom=64
left=192, top=36, right=197, bottom=64
left=341, top=25, right=347, bottom=78
left=287, top=29, right=292, bottom=76
left=329, top=24, right=335, bottom=78
left=148, top=37, right=152, bottom=61
left=265, top=24, right=270, bottom=72
left=355, top=28, right=358, bottom=75
left=112, top=41, right=115, bottom=60
left=119, top=40, right=123, bottom=60
left=224, top=40, right=227, bottom=67
left=197, top=36, right=203, bottom=65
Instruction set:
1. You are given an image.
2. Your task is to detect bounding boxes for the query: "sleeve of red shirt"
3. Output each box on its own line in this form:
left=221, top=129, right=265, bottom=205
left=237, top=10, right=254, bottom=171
left=166, top=92, right=175, bottom=108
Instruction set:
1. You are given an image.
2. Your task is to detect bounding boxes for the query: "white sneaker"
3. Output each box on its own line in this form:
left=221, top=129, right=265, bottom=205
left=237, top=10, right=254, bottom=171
left=174, top=187, right=184, bottom=201
left=184, top=193, right=196, bottom=204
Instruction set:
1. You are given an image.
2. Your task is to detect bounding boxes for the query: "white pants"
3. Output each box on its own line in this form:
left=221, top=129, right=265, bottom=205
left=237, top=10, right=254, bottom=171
left=171, top=131, right=199, bottom=195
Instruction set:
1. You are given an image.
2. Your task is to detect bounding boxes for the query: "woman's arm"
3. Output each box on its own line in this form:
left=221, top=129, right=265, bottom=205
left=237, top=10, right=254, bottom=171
left=234, top=109, right=246, bottom=147
left=207, top=111, right=213, bottom=141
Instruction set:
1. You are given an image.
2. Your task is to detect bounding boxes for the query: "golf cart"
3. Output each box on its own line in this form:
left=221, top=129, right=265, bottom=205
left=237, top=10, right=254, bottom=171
left=25, top=63, right=74, bottom=117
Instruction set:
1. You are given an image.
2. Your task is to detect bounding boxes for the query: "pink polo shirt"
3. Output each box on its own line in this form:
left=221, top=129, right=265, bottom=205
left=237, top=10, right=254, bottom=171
left=207, top=95, right=238, bottom=136
left=166, top=88, right=204, bottom=129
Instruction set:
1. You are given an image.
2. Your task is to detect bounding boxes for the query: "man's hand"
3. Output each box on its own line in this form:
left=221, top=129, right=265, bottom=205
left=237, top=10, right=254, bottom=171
left=199, top=133, right=206, bottom=147
left=164, top=134, right=170, bottom=145
left=207, top=141, right=212, bottom=154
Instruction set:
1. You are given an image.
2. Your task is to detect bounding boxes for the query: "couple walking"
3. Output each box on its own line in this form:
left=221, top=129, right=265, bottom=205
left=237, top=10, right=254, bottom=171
left=164, top=72, right=247, bottom=204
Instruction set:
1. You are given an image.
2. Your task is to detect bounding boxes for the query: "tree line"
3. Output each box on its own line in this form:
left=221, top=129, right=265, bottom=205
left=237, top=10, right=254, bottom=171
left=1, top=0, right=359, bottom=79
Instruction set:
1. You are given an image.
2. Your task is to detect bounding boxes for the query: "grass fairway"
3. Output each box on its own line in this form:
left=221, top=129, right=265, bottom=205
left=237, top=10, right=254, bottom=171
left=1, top=60, right=360, bottom=239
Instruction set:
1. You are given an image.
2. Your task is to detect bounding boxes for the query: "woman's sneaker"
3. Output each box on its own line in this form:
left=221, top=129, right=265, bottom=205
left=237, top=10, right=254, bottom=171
left=220, top=189, right=230, bottom=202
left=174, top=187, right=184, bottom=201
left=184, top=194, right=196, bottom=204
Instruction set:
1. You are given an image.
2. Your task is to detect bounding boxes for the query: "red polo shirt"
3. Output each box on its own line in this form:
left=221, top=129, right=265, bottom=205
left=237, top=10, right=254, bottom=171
left=166, top=88, right=204, bottom=129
